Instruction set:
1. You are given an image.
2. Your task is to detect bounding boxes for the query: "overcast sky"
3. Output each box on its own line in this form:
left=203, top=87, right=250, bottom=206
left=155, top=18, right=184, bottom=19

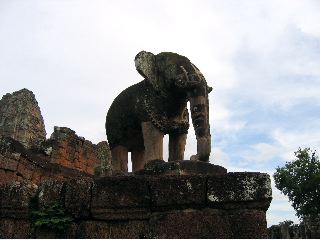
left=1, top=0, right=320, bottom=226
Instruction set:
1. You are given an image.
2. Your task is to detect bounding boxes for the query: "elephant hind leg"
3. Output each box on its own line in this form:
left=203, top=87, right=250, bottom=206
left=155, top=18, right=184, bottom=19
left=111, top=145, right=128, bottom=172
left=168, top=133, right=187, bottom=161
left=132, top=150, right=145, bottom=172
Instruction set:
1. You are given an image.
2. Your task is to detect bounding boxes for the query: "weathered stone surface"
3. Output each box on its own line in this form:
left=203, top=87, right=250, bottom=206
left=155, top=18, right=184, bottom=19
left=268, top=222, right=307, bottom=239
left=149, top=209, right=231, bottom=238
left=1, top=155, right=18, bottom=171
left=37, top=180, right=66, bottom=209
left=136, top=159, right=227, bottom=176
left=0, top=168, right=16, bottom=184
left=207, top=172, right=272, bottom=210
left=48, top=127, right=95, bottom=174
left=0, top=128, right=110, bottom=185
left=0, top=88, right=46, bottom=149
left=0, top=172, right=272, bottom=239
left=95, top=141, right=112, bottom=176
left=65, top=177, right=93, bottom=219
left=150, top=209, right=268, bottom=239
left=228, top=209, right=267, bottom=238
left=0, top=136, right=109, bottom=185
left=33, top=226, right=68, bottom=239
left=42, top=126, right=111, bottom=176
left=0, top=219, right=32, bottom=238
left=148, top=175, right=206, bottom=210
left=91, top=176, right=150, bottom=220
left=0, top=146, right=92, bottom=185
left=0, top=135, right=28, bottom=157
left=0, top=181, right=38, bottom=218
left=68, top=220, right=149, bottom=239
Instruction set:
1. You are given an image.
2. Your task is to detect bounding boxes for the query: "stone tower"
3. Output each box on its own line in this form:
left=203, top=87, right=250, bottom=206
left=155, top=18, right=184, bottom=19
left=0, top=88, right=46, bottom=149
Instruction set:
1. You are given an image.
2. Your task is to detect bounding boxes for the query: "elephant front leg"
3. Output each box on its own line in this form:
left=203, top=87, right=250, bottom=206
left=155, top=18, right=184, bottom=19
left=111, top=145, right=128, bottom=172
left=132, top=150, right=145, bottom=171
left=168, top=133, right=187, bottom=161
left=141, top=121, right=164, bottom=162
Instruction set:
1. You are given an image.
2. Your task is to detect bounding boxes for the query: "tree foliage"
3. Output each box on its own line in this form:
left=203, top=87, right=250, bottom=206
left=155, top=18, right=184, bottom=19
left=274, top=148, right=320, bottom=218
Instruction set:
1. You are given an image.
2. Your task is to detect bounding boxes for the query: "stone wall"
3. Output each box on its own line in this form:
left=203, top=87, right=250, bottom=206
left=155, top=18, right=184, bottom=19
left=0, top=132, right=113, bottom=184
left=0, top=172, right=272, bottom=239
left=268, top=222, right=306, bottom=239
left=42, top=126, right=111, bottom=175
left=268, top=215, right=320, bottom=239
left=0, top=137, right=91, bottom=184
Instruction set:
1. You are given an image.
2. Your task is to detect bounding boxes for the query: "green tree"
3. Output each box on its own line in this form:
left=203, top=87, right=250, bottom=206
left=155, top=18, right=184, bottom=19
left=274, top=148, right=320, bottom=219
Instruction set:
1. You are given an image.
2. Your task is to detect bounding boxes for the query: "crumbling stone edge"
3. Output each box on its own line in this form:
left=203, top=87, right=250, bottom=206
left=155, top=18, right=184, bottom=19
left=0, top=172, right=272, bottom=238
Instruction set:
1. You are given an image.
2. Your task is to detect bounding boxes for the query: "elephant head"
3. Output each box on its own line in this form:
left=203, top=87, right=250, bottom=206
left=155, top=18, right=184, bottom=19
left=135, top=51, right=212, bottom=162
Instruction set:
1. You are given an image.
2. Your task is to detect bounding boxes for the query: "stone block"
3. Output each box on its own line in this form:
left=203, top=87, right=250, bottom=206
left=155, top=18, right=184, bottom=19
left=65, top=177, right=93, bottom=219
left=34, top=226, right=69, bottom=239
left=136, top=159, right=227, bottom=176
left=0, top=219, right=32, bottom=238
left=72, top=220, right=149, bottom=239
left=2, top=157, right=18, bottom=171
left=207, top=172, right=272, bottom=210
left=149, top=209, right=231, bottom=238
left=46, top=126, right=101, bottom=174
left=0, top=169, right=17, bottom=184
left=0, top=181, right=38, bottom=218
left=0, top=169, right=6, bottom=182
left=31, top=170, right=42, bottom=183
left=37, top=180, right=66, bottom=209
left=228, top=209, right=268, bottom=238
left=91, top=176, right=150, bottom=220
left=148, top=175, right=206, bottom=210
left=17, top=163, right=33, bottom=180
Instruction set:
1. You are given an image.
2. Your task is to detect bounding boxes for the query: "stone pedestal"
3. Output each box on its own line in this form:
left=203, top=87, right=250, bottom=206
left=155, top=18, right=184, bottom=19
left=136, top=159, right=227, bottom=176
left=0, top=161, right=272, bottom=239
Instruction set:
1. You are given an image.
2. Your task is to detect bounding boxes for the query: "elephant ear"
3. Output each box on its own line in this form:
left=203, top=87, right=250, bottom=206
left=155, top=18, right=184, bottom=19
left=135, top=51, right=161, bottom=91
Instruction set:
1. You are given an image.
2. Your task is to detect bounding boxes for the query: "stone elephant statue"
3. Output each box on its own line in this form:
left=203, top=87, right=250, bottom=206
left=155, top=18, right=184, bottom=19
left=105, top=51, right=212, bottom=172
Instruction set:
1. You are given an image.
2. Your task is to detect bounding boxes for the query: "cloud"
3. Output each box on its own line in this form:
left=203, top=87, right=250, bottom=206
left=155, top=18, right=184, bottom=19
left=1, top=0, right=320, bottom=227
left=271, top=128, right=320, bottom=163
left=243, top=143, right=282, bottom=162
left=211, top=146, right=231, bottom=167
left=211, top=102, right=247, bottom=134
left=231, top=24, right=320, bottom=111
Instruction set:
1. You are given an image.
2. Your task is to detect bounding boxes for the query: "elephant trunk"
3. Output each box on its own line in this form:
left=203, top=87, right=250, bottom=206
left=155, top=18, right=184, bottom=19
left=190, top=90, right=211, bottom=162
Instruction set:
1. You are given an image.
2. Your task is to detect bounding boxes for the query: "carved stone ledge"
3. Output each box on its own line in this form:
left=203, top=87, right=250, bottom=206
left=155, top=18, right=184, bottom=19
left=0, top=171, right=272, bottom=238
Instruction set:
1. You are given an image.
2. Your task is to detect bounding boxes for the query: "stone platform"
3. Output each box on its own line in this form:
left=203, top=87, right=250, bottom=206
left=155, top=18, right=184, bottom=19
left=135, top=159, right=227, bottom=176
left=0, top=161, right=272, bottom=239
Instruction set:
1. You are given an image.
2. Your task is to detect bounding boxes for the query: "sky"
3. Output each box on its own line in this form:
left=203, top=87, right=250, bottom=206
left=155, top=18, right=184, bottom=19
left=1, top=0, right=320, bottom=226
